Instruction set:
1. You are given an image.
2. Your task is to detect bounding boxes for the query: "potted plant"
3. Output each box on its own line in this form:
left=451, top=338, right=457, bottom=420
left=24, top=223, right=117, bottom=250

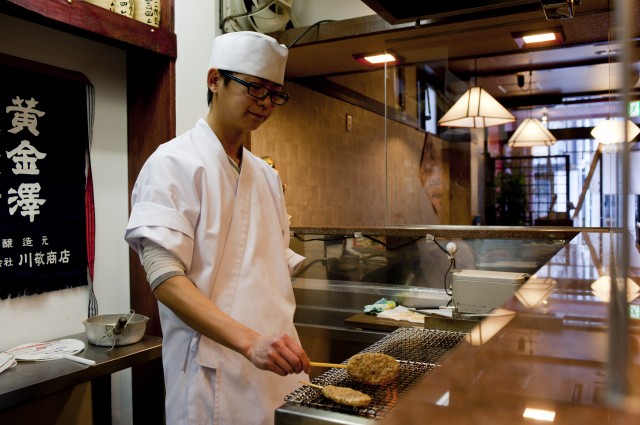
left=494, top=171, right=528, bottom=225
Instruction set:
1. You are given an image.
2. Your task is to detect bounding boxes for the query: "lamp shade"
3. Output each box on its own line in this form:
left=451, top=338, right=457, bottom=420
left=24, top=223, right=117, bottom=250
left=464, top=308, right=515, bottom=346
left=590, top=119, right=640, bottom=144
left=438, top=87, right=516, bottom=128
left=514, top=277, right=556, bottom=308
left=591, top=275, right=640, bottom=302
left=508, top=118, right=557, bottom=147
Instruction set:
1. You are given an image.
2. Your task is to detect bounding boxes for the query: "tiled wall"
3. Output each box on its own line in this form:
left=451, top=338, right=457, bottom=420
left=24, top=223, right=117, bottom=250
left=250, top=82, right=471, bottom=227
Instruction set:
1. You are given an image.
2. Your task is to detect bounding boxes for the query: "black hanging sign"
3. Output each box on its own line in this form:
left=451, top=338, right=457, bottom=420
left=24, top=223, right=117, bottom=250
left=0, top=53, right=92, bottom=299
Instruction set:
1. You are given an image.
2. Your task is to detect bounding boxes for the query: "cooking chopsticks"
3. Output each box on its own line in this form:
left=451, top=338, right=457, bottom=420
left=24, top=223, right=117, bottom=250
left=310, top=361, right=347, bottom=369
left=299, top=380, right=323, bottom=389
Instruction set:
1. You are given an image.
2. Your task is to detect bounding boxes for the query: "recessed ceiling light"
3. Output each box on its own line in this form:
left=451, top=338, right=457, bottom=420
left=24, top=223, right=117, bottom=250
left=512, top=27, right=566, bottom=48
left=524, top=33, right=557, bottom=43
left=353, top=50, right=403, bottom=67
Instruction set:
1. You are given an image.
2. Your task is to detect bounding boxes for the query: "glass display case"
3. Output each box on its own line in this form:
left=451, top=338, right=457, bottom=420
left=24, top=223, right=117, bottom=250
left=288, top=226, right=582, bottom=374
left=291, top=230, right=570, bottom=290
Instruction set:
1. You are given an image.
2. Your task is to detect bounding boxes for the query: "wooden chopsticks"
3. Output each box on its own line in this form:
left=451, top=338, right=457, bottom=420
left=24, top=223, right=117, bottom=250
left=299, top=380, right=323, bottom=389
left=310, top=361, right=347, bottom=369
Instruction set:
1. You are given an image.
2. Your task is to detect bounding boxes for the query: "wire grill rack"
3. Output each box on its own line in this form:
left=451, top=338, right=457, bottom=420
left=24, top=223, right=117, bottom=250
left=284, top=327, right=466, bottom=418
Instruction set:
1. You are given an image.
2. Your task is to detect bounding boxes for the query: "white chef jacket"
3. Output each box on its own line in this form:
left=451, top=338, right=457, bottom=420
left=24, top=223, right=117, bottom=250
left=125, top=118, right=307, bottom=425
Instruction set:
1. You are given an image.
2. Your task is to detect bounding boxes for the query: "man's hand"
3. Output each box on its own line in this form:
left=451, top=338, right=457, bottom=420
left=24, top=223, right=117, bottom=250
left=246, top=333, right=310, bottom=376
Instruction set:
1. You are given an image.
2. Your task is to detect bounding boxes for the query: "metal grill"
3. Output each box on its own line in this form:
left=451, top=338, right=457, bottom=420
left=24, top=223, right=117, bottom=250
left=284, top=327, right=466, bottom=419
left=360, top=327, right=465, bottom=364
left=285, top=361, right=437, bottom=419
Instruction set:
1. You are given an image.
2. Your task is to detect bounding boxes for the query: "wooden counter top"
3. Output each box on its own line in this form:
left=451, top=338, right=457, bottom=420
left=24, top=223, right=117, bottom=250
left=344, top=312, right=424, bottom=331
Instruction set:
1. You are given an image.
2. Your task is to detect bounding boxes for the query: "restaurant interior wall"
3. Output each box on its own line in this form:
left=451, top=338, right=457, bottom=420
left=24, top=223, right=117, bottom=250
left=250, top=80, right=473, bottom=227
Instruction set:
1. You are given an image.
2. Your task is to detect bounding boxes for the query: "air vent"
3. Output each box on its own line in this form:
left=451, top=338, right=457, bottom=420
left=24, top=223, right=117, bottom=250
left=541, top=0, right=579, bottom=20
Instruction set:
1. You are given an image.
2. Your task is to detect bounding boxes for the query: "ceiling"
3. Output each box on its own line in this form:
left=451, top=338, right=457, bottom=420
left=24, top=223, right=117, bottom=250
left=269, top=0, right=640, bottom=124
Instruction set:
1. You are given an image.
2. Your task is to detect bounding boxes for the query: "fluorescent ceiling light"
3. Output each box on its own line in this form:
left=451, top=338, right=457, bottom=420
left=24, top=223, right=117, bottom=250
left=363, top=53, right=396, bottom=64
left=353, top=50, right=402, bottom=67
left=512, top=27, right=565, bottom=48
left=523, top=32, right=558, bottom=43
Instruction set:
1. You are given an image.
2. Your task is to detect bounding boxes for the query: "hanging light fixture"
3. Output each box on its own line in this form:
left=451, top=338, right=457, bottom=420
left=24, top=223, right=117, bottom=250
left=438, top=59, right=515, bottom=128
left=509, top=70, right=557, bottom=147
left=591, top=30, right=640, bottom=144
left=591, top=118, right=640, bottom=144
left=509, top=118, right=558, bottom=147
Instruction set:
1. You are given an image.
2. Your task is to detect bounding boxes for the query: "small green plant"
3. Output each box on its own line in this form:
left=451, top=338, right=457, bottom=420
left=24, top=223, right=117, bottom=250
left=494, top=171, right=528, bottom=225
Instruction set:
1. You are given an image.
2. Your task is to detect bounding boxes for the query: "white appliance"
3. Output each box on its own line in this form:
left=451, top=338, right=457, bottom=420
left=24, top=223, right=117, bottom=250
left=452, top=269, right=528, bottom=314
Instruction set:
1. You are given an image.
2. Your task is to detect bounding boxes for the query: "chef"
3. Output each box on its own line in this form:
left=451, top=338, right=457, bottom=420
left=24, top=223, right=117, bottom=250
left=125, top=31, right=310, bottom=424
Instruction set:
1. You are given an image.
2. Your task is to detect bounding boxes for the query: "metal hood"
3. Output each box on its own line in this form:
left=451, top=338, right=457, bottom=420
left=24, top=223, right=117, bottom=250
left=359, top=0, right=547, bottom=25
left=362, top=0, right=581, bottom=25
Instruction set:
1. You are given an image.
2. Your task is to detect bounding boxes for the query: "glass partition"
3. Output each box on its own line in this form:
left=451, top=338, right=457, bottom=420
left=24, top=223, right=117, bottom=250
left=379, top=1, right=637, bottom=406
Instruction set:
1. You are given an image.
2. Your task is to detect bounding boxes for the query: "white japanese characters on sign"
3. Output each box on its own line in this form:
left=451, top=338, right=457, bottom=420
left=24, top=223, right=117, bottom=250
left=1, top=96, right=71, bottom=271
left=4, top=97, right=47, bottom=221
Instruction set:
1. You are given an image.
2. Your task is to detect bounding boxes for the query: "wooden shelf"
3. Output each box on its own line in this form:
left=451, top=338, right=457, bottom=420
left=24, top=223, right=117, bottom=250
left=1, top=0, right=176, bottom=58
left=0, top=333, right=163, bottom=424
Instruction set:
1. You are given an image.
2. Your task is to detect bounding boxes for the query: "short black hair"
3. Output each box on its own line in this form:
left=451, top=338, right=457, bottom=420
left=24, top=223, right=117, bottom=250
left=207, top=70, right=231, bottom=106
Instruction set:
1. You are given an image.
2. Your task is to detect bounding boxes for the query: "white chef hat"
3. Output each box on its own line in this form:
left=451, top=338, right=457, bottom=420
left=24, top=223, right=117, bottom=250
left=209, top=31, right=288, bottom=85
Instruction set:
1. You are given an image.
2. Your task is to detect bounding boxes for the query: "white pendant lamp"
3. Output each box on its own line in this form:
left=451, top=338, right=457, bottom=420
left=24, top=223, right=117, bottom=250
left=508, top=118, right=557, bottom=147
left=438, top=86, right=516, bottom=128
left=590, top=32, right=640, bottom=145
left=590, top=118, right=640, bottom=144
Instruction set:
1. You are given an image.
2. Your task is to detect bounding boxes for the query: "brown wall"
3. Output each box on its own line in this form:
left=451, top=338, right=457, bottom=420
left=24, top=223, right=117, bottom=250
left=250, top=82, right=472, bottom=227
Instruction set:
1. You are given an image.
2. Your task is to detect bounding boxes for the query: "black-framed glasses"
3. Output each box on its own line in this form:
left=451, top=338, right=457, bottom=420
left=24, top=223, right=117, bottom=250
left=220, top=71, right=289, bottom=106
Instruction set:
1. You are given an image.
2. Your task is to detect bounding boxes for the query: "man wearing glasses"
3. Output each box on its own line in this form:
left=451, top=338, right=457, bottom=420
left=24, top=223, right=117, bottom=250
left=125, top=31, right=309, bottom=425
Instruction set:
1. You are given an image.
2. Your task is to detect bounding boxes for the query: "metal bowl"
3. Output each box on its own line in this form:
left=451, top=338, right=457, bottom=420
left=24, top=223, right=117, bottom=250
left=83, top=311, right=149, bottom=347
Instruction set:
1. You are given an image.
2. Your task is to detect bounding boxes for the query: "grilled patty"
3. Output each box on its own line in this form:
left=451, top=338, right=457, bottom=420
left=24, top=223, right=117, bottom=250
left=322, top=385, right=372, bottom=407
left=347, top=353, right=400, bottom=385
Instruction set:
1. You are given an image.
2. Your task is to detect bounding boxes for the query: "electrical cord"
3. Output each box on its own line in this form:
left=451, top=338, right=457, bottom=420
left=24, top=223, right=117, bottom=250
left=287, top=19, right=335, bottom=48
left=443, top=256, right=455, bottom=296
left=432, top=238, right=449, bottom=255
left=293, top=233, right=422, bottom=250
left=426, top=235, right=455, bottom=296
left=293, top=234, right=351, bottom=242
left=362, top=235, right=423, bottom=251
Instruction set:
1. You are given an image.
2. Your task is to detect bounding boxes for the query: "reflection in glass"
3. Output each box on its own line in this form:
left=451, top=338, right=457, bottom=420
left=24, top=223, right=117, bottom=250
left=590, top=276, right=640, bottom=302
